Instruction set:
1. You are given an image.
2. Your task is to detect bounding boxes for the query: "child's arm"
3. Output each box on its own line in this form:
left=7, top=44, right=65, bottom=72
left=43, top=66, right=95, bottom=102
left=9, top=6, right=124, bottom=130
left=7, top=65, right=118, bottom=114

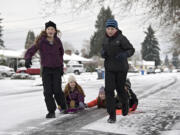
left=86, top=98, right=98, bottom=108
left=129, top=88, right=138, bottom=104
left=58, top=38, right=64, bottom=75
left=120, top=35, right=135, bottom=57
left=129, top=88, right=138, bottom=111
left=24, top=45, right=39, bottom=60
left=78, top=92, right=85, bottom=102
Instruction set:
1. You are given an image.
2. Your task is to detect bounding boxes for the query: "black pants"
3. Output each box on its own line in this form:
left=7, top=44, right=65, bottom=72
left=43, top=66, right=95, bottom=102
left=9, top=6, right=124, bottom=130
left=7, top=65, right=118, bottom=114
left=42, top=67, right=67, bottom=113
left=105, top=71, right=128, bottom=117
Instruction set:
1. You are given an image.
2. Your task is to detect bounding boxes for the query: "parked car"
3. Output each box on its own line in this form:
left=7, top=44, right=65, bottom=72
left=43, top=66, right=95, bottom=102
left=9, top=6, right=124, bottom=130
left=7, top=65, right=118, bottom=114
left=16, top=67, right=40, bottom=75
left=176, top=68, right=180, bottom=72
left=155, top=68, right=161, bottom=73
left=147, top=67, right=155, bottom=74
left=0, top=65, right=15, bottom=77
left=65, top=61, right=85, bottom=75
left=128, top=67, right=139, bottom=73
left=163, top=68, right=170, bottom=73
left=16, top=62, right=41, bottom=75
left=0, top=73, right=4, bottom=79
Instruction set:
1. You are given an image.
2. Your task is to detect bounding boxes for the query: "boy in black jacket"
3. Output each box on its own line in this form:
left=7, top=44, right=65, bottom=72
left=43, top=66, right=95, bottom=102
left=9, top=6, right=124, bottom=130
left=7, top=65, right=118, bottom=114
left=101, top=19, right=135, bottom=123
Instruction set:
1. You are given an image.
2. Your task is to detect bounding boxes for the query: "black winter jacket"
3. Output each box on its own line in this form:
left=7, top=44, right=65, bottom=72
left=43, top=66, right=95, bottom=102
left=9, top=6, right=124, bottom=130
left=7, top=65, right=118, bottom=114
left=102, top=30, right=135, bottom=72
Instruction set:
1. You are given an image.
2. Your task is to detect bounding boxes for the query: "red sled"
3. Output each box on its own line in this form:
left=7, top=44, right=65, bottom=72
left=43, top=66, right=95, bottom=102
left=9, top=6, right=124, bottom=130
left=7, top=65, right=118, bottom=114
left=116, top=108, right=134, bottom=115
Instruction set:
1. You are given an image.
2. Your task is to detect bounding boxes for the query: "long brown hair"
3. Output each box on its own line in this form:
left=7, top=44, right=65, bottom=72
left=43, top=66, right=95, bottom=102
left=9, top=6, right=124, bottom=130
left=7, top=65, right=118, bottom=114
left=64, top=82, right=86, bottom=97
left=34, top=29, right=61, bottom=48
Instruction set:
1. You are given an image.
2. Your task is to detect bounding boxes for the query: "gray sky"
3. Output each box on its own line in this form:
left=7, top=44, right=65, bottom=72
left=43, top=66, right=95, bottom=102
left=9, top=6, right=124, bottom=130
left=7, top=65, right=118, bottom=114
left=0, top=0, right=171, bottom=59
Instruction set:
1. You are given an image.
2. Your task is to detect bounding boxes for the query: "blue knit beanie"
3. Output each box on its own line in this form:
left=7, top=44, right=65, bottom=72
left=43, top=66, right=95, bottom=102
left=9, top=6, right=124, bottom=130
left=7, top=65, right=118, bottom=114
left=106, top=19, right=118, bottom=29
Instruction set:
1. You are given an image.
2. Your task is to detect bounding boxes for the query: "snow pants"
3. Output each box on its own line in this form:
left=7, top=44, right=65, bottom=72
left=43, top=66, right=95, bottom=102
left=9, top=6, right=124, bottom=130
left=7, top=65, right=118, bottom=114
left=42, top=67, right=67, bottom=113
left=105, top=71, right=128, bottom=117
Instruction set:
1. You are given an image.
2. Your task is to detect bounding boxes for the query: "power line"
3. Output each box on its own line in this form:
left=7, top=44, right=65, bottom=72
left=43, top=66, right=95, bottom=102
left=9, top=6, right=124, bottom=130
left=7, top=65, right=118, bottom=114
left=4, top=21, right=94, bottom=42
left=4, top=14, right=96, bottom=34
left=3, top=9, right=75, bottom=24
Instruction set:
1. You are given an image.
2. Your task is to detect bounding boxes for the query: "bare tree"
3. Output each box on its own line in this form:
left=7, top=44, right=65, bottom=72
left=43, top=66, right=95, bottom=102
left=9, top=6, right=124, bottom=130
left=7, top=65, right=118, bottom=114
left=63, top=41, right=75, bottom=52
left=44, top=0, right=180, bottom=24
left=81, top=40, right=90, bottom=57
left=42, top=0, right=180, bottom=53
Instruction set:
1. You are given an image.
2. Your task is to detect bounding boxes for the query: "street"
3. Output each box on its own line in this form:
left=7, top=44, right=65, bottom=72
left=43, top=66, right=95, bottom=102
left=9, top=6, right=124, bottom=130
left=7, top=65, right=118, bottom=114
left=0, top=73, right=180, bottom=135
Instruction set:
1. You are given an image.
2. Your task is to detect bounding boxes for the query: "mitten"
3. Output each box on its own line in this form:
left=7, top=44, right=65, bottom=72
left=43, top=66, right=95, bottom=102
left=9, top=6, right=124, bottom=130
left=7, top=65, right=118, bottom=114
left=79, top=102, right=85, bottom=109
left=25, top=59, right=32, bottom=68
left=131, top=103, right=138, bottom=111
left=101, top=49, right=108, bottom=58
left=84, top=103, right=88, bottom=108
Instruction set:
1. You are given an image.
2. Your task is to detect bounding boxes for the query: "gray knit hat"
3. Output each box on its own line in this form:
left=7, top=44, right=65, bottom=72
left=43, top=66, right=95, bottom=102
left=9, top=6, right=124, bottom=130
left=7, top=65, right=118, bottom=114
left=68, top=75, right=76, bottom=83
left=125, top=78, right=131, bottom=88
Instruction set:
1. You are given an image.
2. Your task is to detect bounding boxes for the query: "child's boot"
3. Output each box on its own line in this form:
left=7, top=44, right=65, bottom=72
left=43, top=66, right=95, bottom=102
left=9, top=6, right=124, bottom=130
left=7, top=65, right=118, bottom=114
left=46, top=112, right=55, bottom=118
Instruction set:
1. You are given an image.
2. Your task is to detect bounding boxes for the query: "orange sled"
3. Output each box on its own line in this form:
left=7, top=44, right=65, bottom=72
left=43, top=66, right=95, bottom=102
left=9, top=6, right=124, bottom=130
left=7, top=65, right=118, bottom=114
left=116, top=108, right=133, bottom=115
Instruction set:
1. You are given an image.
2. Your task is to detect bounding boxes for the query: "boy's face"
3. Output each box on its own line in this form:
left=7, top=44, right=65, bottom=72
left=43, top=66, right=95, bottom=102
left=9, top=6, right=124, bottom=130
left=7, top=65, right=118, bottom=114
left=106, top=27, right=117, bottom=37
left=46, top=26, right=56, bottom=38
left=69, top=81, right=76, bottom=89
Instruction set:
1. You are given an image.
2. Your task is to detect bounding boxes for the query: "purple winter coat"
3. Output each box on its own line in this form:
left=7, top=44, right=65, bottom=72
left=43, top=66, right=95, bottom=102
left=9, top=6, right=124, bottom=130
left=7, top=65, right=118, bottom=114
left=24, top=36, right=64, bottom=68
left=66, top=88, right=85, bottom=107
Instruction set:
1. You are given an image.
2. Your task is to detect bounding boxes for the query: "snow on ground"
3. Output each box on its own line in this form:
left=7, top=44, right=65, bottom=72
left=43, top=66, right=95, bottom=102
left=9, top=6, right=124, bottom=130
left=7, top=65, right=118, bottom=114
left=0, top=72, right=180, bottom=135
left=0, top=75, right=42, bottom=96
left=82, top=73, right=180, bottom=135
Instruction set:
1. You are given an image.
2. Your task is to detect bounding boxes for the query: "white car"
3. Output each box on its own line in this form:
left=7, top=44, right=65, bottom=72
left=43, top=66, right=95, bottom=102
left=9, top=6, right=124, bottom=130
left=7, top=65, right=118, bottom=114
left=155, top=69, right=161, bottom=73
left=163, top=68, right=169, bottom=73
left=65, top=61, right=85, bottom=75
left=66, top=64, right=85, bottom=75
left=0, top=65, right=15, bottom=77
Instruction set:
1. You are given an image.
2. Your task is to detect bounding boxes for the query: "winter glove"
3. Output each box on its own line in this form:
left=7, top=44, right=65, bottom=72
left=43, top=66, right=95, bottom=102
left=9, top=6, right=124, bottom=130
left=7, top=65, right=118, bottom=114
left=25, top=59, right=32, bottom=68
left=116, top=52, right=128, bottom=61
left=101, top=49, right=108, bottom=58
left=84, top=103, right=88, bottom=108
left=70, top=100, right=75, bottom=108
left=79, top=102, right=85, bottom=109
left=131, top=103, right=138, bottom=111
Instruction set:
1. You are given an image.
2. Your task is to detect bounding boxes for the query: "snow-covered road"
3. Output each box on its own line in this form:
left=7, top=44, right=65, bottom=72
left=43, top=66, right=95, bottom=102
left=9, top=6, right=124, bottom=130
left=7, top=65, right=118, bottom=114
left=0, top=72, right=180, bottom=135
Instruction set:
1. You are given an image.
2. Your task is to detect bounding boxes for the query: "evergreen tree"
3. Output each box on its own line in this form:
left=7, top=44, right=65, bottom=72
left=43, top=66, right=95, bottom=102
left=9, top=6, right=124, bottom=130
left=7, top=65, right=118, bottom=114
left=164, top=55, right=169, bottom=67
left=172, top=49, right=179, bottom=68
left=25, top=30, right=35, bottom=49
left=0, top=17, right=4, bottom=48
left=141, top=25, right=161, bottom=66
left=89, top=6, right=114, bottom=57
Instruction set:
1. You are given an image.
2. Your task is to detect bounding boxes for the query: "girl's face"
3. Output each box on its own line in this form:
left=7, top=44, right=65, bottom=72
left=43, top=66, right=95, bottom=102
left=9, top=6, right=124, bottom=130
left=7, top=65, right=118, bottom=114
left=106, top=27, right=117, bottom=37
left=46, top=26, right=56, bottom=38
left=69, top=81, right=76, bottom=89
left=99, top=93, right=105, bottom=100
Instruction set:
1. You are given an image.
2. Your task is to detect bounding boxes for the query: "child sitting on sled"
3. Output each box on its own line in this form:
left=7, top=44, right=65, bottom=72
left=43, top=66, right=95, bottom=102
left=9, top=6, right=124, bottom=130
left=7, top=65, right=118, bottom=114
left=58, top=75, right=86, bottom=113
left=86, top=78, right=138, bottom=111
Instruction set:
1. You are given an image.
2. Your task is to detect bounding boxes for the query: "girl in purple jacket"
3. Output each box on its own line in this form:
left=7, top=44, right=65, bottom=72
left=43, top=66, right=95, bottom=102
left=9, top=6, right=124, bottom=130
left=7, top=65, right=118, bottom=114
left=24, top=21, right=67, bottom=118
left=58, top=75, right=85, bottom=113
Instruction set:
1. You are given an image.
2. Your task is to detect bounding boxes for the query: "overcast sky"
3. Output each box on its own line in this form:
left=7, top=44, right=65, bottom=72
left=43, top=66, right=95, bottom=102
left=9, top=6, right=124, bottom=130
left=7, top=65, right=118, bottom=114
left=0, top=0, right=171, bottom=59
